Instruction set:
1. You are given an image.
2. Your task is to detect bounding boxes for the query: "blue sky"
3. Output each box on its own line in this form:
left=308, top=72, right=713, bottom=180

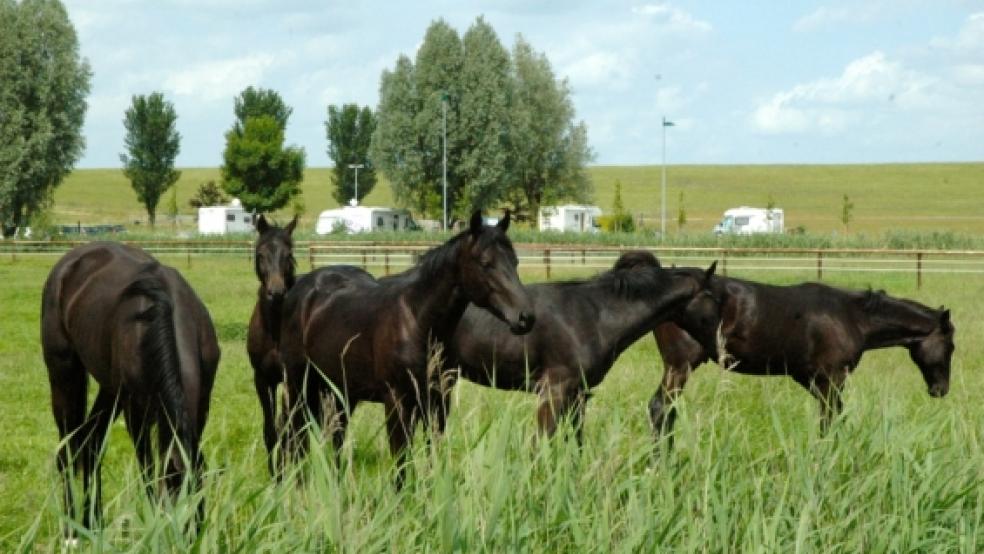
left=65, top=0, right=984, bottom=168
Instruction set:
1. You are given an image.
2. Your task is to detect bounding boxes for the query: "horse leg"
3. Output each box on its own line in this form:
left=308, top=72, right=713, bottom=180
left=253, top=374, right=279, bottom=475
left=76, top=388, right=119, bottom=529
left=46, top=353, right=87, bottom=537
left=384, top=392, right=418, bottom=489
left=649, top=363, right=694, bottom=449
left=535, top=373, right=579, bottom=438
left=795, top=371, right=846, bottom=433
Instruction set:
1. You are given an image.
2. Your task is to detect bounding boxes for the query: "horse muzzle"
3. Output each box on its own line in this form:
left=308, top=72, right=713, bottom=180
left=509, top=311, right=536, bottom=335
left=929, top=382, right=949, bottom=398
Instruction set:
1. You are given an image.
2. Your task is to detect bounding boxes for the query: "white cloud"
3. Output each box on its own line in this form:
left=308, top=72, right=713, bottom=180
left=793, top=4, right=881, bottom=32
left=751, top=51, right=939, bottom=134
left=631, top=3, right=712, bottom=34
left=163, top=54, right=278, bottom=102
left=562, top=51, right=632, bottom=89
left=931, top=11, right=984, bottom=56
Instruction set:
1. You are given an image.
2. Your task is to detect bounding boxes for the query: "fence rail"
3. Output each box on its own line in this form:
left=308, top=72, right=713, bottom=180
left=4, top=240, right=984, bottom=287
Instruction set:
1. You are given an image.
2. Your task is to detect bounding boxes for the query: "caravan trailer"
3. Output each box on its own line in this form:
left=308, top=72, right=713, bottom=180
left=315, top=205, right=414, bottom=234
left=713, top=207, right=784, bottom=235
left=198, top=199, right=255, bottom=235
left=538, top=205, right=602, bottom=232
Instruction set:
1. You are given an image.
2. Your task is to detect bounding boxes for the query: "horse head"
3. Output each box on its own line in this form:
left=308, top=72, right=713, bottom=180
left=909, top=307, right=955, bottom=398
left=254, top=214, right=297, bottom=303
left=667, top=261, right=721, bottom=337
left=457, top=210, right=535, bottom=335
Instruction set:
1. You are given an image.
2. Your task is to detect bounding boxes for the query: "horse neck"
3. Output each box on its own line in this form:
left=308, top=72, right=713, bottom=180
left=860, top=296, right=937, bottom=349
left=257, top=285, right=283, bottom=341
left=404, top=240, right=470, bottom=341
left=590, top=282, right=682, bottom=354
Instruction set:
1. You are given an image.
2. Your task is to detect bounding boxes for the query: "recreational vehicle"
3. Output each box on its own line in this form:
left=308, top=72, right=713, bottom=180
left=315, top=205, right=414, bottom=234
left=538, top=205, right=602, bottom=232
left=713, top=207, right=784, bottom=235
left=198, top=199, right=255, bottom=235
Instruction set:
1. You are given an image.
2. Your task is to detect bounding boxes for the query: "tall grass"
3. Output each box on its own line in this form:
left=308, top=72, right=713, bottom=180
left=3, top=258, right=983, bottom=551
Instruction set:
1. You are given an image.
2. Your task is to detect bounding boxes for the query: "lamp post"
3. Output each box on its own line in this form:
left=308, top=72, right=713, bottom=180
left=441, top=92, right=449, bottom=231
left=661, top=116, right=675, bottom=237
left=348, top=163, right=364, bottom=205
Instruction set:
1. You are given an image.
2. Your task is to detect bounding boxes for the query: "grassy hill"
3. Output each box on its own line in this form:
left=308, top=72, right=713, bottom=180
left=50, top=163, right=984, bottom=235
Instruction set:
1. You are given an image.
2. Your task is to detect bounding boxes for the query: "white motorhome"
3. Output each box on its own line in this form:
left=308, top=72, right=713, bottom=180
left=198, top=199, right=255, bottom=235
left=315, top=205, right=414, bottom=234
left=713, top=206, right=784, bottom=235
left=538, top=205, right=602, bottom=232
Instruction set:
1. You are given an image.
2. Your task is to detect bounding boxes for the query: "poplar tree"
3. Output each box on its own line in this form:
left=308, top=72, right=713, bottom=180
left=0, top=0, right=90, bottom=236
left=325, top=104, right=377, bottom=205
left=120, top=92, right=181, bottom=227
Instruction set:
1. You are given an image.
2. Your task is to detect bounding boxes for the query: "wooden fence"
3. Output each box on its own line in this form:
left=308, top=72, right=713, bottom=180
left=4, top=240, right=984, bottom=288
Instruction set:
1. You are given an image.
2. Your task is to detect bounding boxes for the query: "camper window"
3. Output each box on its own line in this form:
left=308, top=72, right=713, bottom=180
left=735, top=216, right=750, bottom=226
left=226, top=214, right=235, bottom=222
left=377, top=216, right=384, bottom=228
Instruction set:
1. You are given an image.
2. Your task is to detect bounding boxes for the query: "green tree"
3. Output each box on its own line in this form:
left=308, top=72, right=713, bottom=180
left=373, top=20, right=466, bottom=223
left=222, top=116, right=305, bottom=214
left=457, top=17, right=512, bottom=213
left=326, top=104, right=377, bottom=205
left=677, top=190, right=687, bottom=230
left=120, top=92, right=181, bottom=227
left=0, top=0, right=91, bottom=236
left=234, top=86, right=292, bottom=133
left=221, top=88, right=305, bottom=213
left=165, top=187, right=178, bottom=226
left=600, top=180, right=634, bottom=232
left=505, top=36, right=593, bottom=221
left=189, top=180, right=228, bottom=209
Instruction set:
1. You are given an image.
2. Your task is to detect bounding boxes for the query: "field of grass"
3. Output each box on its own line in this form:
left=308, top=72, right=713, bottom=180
left=49, top=162, right=984, bottom=236
left=1, top=253, right=983, bottom=551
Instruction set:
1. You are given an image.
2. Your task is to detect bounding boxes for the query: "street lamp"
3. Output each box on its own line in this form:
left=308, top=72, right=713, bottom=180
left=348, top=163, right=364, bottom=205
left=441, top=92, right=449, bottom=231
left=661, top=116, right=675, bottom=237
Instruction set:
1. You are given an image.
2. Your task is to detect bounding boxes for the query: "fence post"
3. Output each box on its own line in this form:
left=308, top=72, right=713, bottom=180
left=361, top=249, right=367, bottom=269
left=916, top=252, right=923, bottom=289
left=721, top=250, right=728, bottom=277
left=544, top=248, right=551, bottom=279
left=187, top=250, right=191, bottom=269
left=309, top=245, right=315, bottom=271
left=581, top=249, right=586, bottom=265
left=384, top=251, right=390, bottom=276
left=816, top=250, right=823, bottom=281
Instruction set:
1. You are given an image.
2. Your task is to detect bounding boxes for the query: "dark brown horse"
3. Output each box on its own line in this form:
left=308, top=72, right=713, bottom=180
left=650, top=276, right=955, bottom=443
left=247, top=215, right=297, bottom=474
left=279, top=211, right=534, bottom=482
left=41, top=242, right=219, bottom=537
left=445, top=252, right=717, bottom=440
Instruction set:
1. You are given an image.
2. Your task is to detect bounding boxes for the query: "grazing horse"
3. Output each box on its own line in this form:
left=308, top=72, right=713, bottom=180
left=650, top=276, right=955, bottom=442
left=279, top=211, right=534, bottom=482
left=247, top=214, right=297, bottom=474
left=445, top=251, right=717, bottom=439
left=41, top=242, right=219, bottom=536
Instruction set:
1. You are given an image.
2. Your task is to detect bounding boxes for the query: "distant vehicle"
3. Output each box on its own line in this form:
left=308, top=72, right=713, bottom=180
left=198, top=198, right=255, bottom=235
left=538, top=204, right=602, bottom=232
left=713, top=206, right=784, bottom=235
left=315, top=204, right=415, bottom=234
left=56, top=224, right=125, bottom=236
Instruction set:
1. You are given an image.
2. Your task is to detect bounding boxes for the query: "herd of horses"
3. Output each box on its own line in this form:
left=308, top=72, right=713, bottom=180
left=40, top=211, right=956, bottom=537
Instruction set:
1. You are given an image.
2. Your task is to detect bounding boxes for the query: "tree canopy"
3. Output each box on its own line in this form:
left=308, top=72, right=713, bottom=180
left=326, top=104, right=377, bottom=205
left=372, top=18, right=592, bottom=224
left=221, top=87, right=305, bottom=213
left=120, top=92, right=181, bottom=227
left=0, top=0, right=91, bottom=235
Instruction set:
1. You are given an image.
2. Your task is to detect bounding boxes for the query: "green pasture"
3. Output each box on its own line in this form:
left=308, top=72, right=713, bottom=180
left=50, top=162, right=984, bottom=235
left=1, top=253, right=983, bottom=551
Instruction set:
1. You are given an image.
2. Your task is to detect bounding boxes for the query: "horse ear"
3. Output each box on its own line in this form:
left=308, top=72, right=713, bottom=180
left=941, top=309, right=951, bottom=329
left=497, top=209, right=511, bottom=232
left=256, top=215, right=269, bottom=234
left=470, top=210, right=483, bottom=237
left=285, top=215, right=298, bottom=236
left=705, top=260, right=718, bottom=281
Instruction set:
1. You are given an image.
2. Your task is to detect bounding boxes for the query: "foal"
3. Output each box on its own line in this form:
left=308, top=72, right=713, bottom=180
left=247, top=214, right=297, bottom=474
left=279, top=211, right=534, bottom=483
left=650, top=276, right=955, bottom=442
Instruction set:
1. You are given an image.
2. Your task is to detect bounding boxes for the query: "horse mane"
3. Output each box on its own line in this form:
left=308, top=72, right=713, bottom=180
left=415, top=226, right=515, bottom=281
left=862, top=288, right=887, bottom=312
left=858, top=287, right=943, bottom=333
left=122, top=263, right=192, bottom=459
left=555, top=250, right=666, bottom=299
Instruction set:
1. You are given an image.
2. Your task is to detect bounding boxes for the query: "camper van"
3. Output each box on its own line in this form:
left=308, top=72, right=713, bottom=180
left=538, top=205, right=602, bottom=233
left=198, top=199, right=255, bottom=235
left=315, top=205, right=414, bottom=235
left=713, top=207, right=784, bottom=235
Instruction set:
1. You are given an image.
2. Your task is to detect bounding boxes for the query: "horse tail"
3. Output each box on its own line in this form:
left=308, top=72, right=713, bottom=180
left=123, top=265, right=195, bottom=481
